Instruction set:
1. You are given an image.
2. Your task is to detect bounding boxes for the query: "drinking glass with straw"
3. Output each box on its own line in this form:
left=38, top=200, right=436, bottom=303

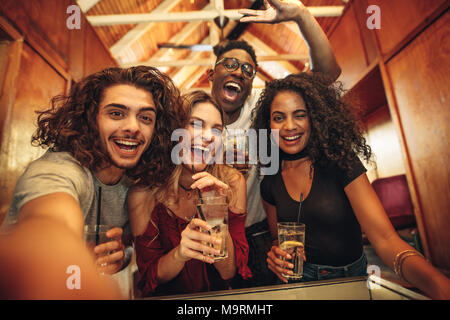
left=192, top=165, right=207, bottom=222
left=83, top=187, right=111, bottom=272
left=277, top=192, right=306, bottom=280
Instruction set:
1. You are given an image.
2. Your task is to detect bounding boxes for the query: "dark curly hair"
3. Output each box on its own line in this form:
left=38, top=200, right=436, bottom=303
left=32, top=66, right=183, bottom=187
left=251, top=73, right=372, bottom=176
left=213, top=39, right=258, bottom=67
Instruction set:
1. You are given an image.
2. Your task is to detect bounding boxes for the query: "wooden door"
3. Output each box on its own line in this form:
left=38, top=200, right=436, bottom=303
left=385, top=12, right=450, bottom=269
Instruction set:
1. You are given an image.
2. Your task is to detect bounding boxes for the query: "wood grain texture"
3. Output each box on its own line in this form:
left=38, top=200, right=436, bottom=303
left=369, top=0, right=448, bottom=59
left=0, top=44, right=67, bottom=224
left=385, top=12, right=450, bottom=269
left=329, top=4, right=368, bottom=90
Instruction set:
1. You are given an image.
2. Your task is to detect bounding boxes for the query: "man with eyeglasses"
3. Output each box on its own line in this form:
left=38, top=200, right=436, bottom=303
left=207, top=0, right=341, bottom=288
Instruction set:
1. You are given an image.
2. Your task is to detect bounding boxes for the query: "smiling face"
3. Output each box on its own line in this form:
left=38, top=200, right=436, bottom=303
left=182, top=101, right=223, bottom=173
left=209, top=49, right=255, bottom=122
left=96, top=84, right=156, bottom=171
left=270, top=90, right=311, bottom=155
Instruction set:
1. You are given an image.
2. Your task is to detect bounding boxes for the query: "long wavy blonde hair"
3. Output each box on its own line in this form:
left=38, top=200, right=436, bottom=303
left=147, top=90, right=241, bottom=211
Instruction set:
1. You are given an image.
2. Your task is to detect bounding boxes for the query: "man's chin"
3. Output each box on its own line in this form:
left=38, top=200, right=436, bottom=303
left=110, top=158, right=140, bottom=171
left=221, top=98, right=243, bottom=114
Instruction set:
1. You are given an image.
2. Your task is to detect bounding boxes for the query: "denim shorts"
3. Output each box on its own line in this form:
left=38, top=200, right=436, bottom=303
left=301, top=254, right=368, bottom=282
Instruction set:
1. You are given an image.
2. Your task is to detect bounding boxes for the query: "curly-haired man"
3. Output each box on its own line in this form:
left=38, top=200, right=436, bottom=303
left=2, top=66, right=182, bottom=276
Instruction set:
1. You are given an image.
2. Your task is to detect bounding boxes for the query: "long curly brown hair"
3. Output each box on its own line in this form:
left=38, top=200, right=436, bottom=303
left=32, top=66, right=183, bottom=186
left=251, top=72, right=372, bottom=176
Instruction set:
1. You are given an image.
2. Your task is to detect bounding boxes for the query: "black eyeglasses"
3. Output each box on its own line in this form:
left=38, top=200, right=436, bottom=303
left=215, top=57, right=256, bottom=79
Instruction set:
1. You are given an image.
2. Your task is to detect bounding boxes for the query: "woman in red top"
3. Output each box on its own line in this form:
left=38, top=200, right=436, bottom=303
left=128, top=91, right=251, bottom=297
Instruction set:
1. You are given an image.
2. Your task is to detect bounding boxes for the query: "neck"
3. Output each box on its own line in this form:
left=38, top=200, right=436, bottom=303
left=179, top=166, right=195, bottom=190
left=280, top=148, right=309, bottom=161
left=282, top=156, right=311, bottom=170
left=280, top=148, right=310, bottom=170
left=94, top=165, right=124, bottom=185
left=223, top=107, right=242, bottom=126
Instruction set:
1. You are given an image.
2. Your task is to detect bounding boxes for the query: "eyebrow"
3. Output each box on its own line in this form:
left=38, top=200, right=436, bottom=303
left=190, top=116, right=223, bottom=130
left=104, top=103, right=156, bottom=113
left=271, top=109, right=307, bottom=116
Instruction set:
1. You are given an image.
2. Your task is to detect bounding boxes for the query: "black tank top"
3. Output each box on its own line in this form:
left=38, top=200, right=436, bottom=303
left=260, top=158, right=366, bottom=266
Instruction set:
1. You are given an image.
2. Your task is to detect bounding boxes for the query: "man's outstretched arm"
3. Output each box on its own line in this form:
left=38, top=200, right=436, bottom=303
left=239, top=0, right=341, bottom=82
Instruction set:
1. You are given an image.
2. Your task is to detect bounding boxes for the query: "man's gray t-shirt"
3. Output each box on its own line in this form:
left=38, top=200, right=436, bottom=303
left=3, top=150, right=129, bottom=233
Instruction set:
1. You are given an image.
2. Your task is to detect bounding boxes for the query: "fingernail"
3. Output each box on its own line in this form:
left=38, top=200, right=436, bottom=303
left=288, top=263, right=294, bottom=269
left=286, top=254, right=292, bottom=259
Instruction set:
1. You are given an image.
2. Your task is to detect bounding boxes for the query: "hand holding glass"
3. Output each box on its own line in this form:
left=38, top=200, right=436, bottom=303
left=277, top=222, right=305, bottom=280
left=84, top=224, right=113, bottom=272
left=196, top=196, right=229, bottom=262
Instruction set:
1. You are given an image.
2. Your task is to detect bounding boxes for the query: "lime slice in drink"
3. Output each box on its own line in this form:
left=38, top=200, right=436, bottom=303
left=280, top=241, right=304, bottom=250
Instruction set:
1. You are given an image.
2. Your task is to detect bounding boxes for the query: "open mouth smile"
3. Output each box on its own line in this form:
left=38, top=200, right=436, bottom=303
left=281, top=134, right=303, bottom=145
left=222, top=81, right=243, bottom=102
left=112, top=139, right=141, bottom=155
left=190, top=144, right=215, bottom=162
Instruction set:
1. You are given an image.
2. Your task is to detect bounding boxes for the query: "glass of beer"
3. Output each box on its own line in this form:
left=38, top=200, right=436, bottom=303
left=277, top=222, right=305, bottom=280
left=196, top=195, right=229, bottom=262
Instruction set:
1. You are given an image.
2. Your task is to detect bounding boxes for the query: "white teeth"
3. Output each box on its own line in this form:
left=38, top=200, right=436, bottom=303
left=224, top=82, right=242, bottom=92
left=283, top=135, right=301, bottom=141
left=193, top=145, right=208, bottom=152
left=115, top=140, right=139, bottom=146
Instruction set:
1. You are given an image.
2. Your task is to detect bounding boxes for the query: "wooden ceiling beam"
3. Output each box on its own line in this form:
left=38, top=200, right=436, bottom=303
left=86, top=6, right=344, bottom=26
left=110, top=0, right=181, bottom=59
left=123, top=54, right=307, bottom=68
left=76, top=0, right=101, bottom=13
left=240, top=31, right=300, bottom=78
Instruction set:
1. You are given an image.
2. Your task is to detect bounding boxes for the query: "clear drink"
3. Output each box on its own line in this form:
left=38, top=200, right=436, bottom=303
left=196, top=196, right=229, bottom=262
left=278, top=222, right=305, bottom=280
left=84, top=225, right=111, bottom=268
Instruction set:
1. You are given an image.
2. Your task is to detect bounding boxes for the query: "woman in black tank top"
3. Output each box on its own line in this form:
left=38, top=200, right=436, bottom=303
left=251, top=73, right=450, bottom=299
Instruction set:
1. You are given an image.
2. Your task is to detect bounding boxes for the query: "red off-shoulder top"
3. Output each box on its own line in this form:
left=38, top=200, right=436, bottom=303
left=134, top=202, right=252, bottom=297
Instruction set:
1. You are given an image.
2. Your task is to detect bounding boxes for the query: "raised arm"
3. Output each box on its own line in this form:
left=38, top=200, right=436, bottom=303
left=18, top=192, right=86, bottom=237
left=239, top=0, right=341, bottom=82
left=345, top=173, right=450, bottom=300
left=19, top=193, right=125, bottom=274
left=0, top=214, right=121, bottom=299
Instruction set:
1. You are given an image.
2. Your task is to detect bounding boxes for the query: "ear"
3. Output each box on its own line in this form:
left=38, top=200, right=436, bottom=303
left=207, top=69, right=215, bottom=82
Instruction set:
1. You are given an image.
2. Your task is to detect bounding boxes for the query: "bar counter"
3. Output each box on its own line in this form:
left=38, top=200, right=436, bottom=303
left=145, top=275, right=429, bottom=300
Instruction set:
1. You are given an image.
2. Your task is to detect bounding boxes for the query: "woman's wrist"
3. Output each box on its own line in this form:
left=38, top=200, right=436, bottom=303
left=173, top=245, right=189, bottom=263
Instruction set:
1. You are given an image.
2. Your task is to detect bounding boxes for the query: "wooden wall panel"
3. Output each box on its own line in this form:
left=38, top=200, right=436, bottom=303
left=84, top=22, right=117, bottom=76
left=364, top=105, right=406, bottom=183
left=351, top=0, right=379, bottom=65
left=369, top=0, right=447, bottom=59
left=0, top=44, right=67, bottom=223
left=385, top=12, right=450, bottom=269
left=329, top=5, right=368, bottom=90
left=0, top=0, right=72, bottom=73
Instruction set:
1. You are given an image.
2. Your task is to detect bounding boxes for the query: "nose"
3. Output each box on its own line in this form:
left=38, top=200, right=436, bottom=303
left=122, top=115, right=140, bottom=135
left=283, top=115, right=297, bottom=131
left=230, top=65, right=244, bottom=79
left=202, top=128, right=215, bottom=143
